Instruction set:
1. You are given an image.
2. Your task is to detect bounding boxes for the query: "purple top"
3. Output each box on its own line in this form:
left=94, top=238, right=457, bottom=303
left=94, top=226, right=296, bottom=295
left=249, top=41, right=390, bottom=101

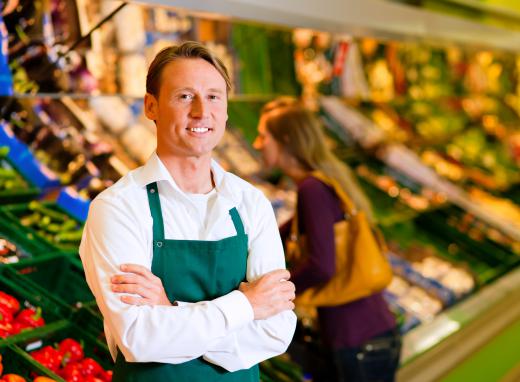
left=281, top=176, right=396, bottom=349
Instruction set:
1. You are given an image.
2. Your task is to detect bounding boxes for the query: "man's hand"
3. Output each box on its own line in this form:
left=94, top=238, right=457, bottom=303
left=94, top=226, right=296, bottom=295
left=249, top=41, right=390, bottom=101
left=111, top=264, right=172, bottom=306
left=239, top=269, right=295, bottom=320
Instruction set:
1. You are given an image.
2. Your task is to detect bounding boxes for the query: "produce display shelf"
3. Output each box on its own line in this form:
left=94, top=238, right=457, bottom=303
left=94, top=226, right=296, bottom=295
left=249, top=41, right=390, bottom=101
left=0, top=343, right=65, bottom=380
left=398, top=265, right=520, bottom=381
left=3, top=254, right=94, bottom=311
left=13, top=320, right=113, bottom=381
left=0, top=202, right=84, bottom=252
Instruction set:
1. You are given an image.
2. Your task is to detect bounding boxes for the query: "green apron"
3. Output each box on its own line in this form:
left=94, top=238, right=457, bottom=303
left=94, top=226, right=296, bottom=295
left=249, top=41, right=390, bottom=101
left=113, top=182, right=259, bottom=382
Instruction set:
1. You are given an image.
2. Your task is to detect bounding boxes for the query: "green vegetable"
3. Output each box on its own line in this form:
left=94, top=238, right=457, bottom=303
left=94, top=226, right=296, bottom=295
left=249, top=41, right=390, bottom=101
left=55, top=229, right=83, bottom=243
left=21, top=213, right=41, bottom=227
left=0, top=147, right=9, bottom=158
left=28, top=201, right=69, bottom=222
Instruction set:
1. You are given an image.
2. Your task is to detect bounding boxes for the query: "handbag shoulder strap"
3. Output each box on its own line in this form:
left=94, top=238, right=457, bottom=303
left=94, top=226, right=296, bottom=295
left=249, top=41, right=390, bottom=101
left=290, top=171, right=357, bottom=240
left=310, top=171, right=357, bottom=216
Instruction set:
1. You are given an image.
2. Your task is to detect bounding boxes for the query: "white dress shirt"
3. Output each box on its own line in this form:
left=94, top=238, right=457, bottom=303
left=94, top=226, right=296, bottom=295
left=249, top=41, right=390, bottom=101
left=79, top=152, right=296, bottom=371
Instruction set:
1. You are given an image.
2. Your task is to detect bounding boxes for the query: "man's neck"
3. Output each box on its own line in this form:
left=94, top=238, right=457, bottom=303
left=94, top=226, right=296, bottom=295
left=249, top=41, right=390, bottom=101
left=157, top=152, right=214, bottom=194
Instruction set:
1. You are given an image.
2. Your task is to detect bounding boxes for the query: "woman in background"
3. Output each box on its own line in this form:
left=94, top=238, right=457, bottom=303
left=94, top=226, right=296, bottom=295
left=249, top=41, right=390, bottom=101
left=253, top=98, right=401, bottom=382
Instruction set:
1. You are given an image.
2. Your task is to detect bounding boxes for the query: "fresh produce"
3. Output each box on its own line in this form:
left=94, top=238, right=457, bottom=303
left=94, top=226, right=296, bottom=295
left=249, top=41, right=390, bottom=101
left=0, top=291, right=45, bottom=338
left=0, top=292, right=20, bottom=315
left=260, top=355, right=303, bottom=382
left=0, top=353, right=58, bottom=382
left=58, top=339, right=84, bottom=365
left=19, top=202, right=83, bottom=248
left=0, top=238, right=29, bottom=264
left=30, top=338, right=112, bottom=382
left=0, top=147, right=29, bottom=192
left=14, top=308, right=45, bottom=330
left=2, top=374, right=27, bottom=382
left=31, top=346, right=62, bottom=372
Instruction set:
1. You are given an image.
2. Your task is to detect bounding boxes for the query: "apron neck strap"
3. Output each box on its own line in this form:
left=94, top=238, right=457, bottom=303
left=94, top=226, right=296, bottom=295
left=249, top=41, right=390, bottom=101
left=229, top=208, right=246, bottom=236
left=146, top=182, right=165, bottom=241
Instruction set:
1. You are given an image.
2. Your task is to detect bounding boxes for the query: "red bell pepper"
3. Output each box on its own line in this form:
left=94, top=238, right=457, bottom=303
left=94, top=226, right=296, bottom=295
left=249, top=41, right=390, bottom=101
left=0, top=291, right=20, bottom=314
left=2, top=375, right=26, bottom=382
left=31, top=346, right=63, bottom=371
left=0, top=305, right=13, bottom=324
left=9, top=321, right=24, bottom=335
left=97, top=370, right=112, bottom=382
left=83, top=377, right=103, bottom=382
left=0, top=321, right=13, bottom=338
left=58, top=363, right=84, bottom=382
left=78, top=358, right=103, bottom=377
left=15, top=307, right=45, bottom=328
left=58, top=338, right=84, bottom=365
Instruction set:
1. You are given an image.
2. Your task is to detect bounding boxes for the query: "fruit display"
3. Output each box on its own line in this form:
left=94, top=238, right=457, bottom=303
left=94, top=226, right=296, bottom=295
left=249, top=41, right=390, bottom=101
left=0, top=290, right=45, bottom=339
left=356, top=162, right=447, bottom=213
left=30, top=338, right=112, bottom=381
left=386, top=275, right=443, bottom=323
left=0, top=98, right=131, bottom=199
left=0, top=351, right=58, bottom=382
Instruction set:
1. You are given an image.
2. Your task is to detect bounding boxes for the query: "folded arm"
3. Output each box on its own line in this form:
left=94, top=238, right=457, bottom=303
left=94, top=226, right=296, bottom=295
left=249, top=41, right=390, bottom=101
left=80, top=198, right=254, bottom=364
left=81, top=194, right=296, bottom=368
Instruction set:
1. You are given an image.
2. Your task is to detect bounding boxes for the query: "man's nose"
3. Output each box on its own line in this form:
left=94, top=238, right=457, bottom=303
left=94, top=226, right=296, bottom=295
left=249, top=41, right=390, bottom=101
left=190, top=97, right=207, bottom=118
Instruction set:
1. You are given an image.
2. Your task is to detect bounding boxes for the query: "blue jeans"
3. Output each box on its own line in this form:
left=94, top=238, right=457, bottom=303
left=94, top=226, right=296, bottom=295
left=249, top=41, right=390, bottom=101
left=334, top=329, right=401, bottom=382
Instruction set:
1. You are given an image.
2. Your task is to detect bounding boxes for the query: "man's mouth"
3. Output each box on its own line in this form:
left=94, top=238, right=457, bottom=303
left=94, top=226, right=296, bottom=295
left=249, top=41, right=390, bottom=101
left=187, top=127, right=212, bottom=133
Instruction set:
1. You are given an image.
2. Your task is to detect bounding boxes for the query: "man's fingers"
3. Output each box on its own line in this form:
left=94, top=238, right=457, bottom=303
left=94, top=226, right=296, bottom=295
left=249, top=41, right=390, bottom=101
left=278, top=281, right=295, bottom=292
left=111, top=273, right=147, bottom=285
left=112, top=283, right=154, bottom=300
left=238, top=282, right=248, bottom=292
left=120, top=264, right=156, bottom=281
left=120, top=295, right=150, bottom=306
left=264, top=269, right=291, bottom=282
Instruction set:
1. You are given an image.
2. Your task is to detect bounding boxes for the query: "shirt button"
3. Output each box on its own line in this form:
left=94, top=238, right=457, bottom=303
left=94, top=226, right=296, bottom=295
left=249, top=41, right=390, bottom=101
left=150, top=188, right=156, bottom=194
left=156, top=241, right=163, bottom=248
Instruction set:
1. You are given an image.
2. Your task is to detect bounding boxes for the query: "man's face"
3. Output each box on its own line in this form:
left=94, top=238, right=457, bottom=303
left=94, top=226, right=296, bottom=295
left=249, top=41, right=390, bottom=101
left=145, top=58, right=228, bottom=160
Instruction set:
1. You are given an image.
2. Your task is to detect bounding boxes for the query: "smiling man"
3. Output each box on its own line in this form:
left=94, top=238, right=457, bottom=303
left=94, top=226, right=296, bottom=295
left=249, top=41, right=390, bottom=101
left=79, top=42, right=296, bottom=382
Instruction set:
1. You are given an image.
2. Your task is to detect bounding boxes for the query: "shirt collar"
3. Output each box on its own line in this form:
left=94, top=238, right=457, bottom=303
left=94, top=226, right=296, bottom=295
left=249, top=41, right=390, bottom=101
left=133, top=152, right=241, bottom=205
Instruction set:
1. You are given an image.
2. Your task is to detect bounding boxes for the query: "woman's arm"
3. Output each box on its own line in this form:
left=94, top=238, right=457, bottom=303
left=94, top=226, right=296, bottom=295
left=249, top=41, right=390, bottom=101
left=290, top=178, right=340, bottom=293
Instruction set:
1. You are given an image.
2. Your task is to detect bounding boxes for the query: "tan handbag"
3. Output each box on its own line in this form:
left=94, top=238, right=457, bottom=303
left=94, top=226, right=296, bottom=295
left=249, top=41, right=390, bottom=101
left=286, top=171, right=392, bottom=307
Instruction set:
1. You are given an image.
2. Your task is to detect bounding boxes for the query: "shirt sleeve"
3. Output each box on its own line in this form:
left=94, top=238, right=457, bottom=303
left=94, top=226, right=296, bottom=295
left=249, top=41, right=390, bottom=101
left=79, top=197, right=254, bottom=364
left=291, top=179, right=338, bottom=293
left=202, top=191, right=297, bottom=371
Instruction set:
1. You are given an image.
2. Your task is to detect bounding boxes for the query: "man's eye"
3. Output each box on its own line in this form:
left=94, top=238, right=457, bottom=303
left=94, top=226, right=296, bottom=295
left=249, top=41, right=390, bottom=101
left=208, top=94, right=220, bottom=101
left=180, top=94, right=194, bottom=100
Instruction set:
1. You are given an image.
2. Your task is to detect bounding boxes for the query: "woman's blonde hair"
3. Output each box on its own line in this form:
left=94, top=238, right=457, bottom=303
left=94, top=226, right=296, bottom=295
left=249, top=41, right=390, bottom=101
left=261, top=97, right=374, bottom=222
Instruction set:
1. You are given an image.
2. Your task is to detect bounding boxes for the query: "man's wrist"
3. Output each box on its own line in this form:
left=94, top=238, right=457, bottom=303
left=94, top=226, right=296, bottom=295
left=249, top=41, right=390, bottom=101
left=213, top=290, right=254, bottom=331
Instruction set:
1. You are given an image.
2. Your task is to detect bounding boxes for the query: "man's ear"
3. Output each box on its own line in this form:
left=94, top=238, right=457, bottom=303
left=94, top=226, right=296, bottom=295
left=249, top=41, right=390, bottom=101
left=144, top=93, right=158, bottom=121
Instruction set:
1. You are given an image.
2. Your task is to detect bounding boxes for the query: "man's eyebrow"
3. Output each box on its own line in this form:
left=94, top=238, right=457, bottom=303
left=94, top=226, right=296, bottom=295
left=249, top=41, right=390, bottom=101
left=172, top=87, right=225, bottom=94
left=208, top=88, right=225, bottom=94
left=173, top=87, right=195, bottom=93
